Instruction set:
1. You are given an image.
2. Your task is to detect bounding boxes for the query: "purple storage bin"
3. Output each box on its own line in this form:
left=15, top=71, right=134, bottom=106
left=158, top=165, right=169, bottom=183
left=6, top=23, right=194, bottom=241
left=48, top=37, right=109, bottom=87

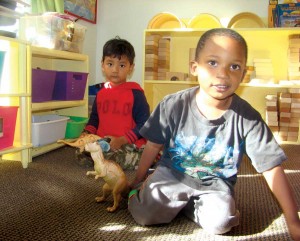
left=52, top=71, right=88, bottom=100
left=32, top=69, right=56, bottom=102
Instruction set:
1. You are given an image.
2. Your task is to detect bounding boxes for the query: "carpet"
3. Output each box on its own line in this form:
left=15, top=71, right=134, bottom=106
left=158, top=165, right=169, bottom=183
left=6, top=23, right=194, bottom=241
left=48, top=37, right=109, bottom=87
left=0, top=145, right=299, bottom=241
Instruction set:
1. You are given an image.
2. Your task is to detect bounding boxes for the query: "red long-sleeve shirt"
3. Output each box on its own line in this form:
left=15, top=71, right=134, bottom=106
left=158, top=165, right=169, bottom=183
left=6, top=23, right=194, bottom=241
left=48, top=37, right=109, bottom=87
left=85, top=82, right=150, bottom=148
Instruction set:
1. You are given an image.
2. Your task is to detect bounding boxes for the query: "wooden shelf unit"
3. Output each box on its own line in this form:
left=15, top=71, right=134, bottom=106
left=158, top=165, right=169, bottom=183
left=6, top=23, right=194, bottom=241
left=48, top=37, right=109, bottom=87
left=0, top=37, right=89, bottom=168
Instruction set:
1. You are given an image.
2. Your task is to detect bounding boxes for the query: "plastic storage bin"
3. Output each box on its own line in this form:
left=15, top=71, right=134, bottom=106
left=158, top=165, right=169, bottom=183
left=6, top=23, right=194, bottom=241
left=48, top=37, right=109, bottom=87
left=19, top=13, right=86, bottom=53
left=0, top=106, right=18, bottom=150
left=32, top=69, right=56, bottom=102
left=32, top=114, right=69, bottom=147
left=65, top=116, right=88, bottom=139
left=52, top=71, right=88, bottom=100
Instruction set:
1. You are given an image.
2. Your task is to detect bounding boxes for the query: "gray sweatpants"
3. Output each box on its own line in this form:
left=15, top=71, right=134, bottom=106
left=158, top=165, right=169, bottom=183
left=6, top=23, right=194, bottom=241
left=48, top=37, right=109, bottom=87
left=128, top=165, right=239, bottom=235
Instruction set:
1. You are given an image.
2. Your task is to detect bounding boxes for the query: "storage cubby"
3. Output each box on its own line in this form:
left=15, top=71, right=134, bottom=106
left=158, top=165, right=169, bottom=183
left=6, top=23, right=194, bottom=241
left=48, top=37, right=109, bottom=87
left=0, top=36, right=89, bottom=167
left=30, top=46, right=89, bottom=157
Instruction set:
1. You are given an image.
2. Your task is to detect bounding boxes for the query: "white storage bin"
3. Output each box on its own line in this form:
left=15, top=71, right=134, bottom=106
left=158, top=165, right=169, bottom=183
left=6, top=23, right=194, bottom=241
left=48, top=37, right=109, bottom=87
left=32, top=114, right=69, bottom=147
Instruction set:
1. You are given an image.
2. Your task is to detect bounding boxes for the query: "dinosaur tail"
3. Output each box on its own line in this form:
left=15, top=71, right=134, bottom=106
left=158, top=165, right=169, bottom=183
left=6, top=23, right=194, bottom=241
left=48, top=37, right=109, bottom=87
left=57, top=139, right=79, bottom=147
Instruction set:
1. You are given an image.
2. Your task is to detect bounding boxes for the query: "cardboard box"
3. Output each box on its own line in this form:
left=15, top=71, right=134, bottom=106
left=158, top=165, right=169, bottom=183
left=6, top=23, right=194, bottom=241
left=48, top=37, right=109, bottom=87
left=276, top=3, right=300, bottom=27
left=268, top=4, right=277, bottom=27
left=278, top=0, right=300, bottom=3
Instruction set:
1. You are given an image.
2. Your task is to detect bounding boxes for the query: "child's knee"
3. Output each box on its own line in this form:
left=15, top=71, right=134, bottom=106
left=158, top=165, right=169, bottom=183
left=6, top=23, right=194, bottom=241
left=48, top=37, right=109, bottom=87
left=196, top=193, right=239, bottom=234
left=199, top=209, right=240, bottom=234
left=128, top=195, right=157, bottom=226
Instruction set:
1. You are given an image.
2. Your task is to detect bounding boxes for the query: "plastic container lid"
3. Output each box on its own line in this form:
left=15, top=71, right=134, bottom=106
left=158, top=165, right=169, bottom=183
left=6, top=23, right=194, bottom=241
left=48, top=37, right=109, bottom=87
left=187, top=13, right=222, bottom=28
left=147, top=12, right=185, bottom=29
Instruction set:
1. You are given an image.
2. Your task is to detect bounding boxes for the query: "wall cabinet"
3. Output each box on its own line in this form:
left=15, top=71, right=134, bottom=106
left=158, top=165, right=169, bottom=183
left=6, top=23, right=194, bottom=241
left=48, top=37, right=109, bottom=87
left=143, top=28, right=300, bottom=145
left=0, top=36, right=89, bottom=168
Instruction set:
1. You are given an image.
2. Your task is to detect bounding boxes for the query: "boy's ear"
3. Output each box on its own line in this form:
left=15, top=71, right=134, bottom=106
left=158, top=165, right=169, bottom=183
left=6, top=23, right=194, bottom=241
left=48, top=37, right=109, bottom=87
left=128, top=63, right=135, bottom=79
left=129, top=63, right=135, bottom=73
left=190, top=61, right=198, bottom=76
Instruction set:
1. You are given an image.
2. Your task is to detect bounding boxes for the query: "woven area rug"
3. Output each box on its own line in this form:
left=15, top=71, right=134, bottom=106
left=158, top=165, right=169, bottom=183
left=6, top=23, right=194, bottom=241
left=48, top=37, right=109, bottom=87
left=0, top=145, right=299, bottom=241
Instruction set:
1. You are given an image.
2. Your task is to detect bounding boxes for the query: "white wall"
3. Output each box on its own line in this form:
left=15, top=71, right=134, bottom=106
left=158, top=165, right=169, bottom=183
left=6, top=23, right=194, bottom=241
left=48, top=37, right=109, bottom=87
left=83, top=0, right=269, bottom=86
left=78, top=20, right=97, bottom=86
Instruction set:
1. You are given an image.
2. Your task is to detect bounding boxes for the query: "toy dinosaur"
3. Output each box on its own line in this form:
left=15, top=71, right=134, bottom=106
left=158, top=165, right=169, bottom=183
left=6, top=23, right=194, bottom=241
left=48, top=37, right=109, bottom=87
left=85, top=141, right=129, bottom=212
left=57, top=134, right=101, bottom=152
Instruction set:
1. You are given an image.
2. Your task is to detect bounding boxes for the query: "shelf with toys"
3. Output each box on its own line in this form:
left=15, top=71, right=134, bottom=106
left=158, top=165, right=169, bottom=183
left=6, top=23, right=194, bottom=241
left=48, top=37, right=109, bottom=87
left=30, top=45, right=89, bottom=158
left=0, top=36, right=89, bottom=168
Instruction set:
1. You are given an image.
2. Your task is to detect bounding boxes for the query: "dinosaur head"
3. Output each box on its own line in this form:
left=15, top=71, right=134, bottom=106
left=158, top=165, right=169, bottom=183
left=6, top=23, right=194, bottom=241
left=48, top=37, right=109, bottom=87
left=85, top=141, right=101, bottom=153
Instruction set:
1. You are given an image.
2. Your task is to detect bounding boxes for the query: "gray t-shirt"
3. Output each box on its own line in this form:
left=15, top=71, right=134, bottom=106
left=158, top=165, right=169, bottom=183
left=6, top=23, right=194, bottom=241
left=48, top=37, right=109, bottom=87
left=140, top=87, right=286, bottom=189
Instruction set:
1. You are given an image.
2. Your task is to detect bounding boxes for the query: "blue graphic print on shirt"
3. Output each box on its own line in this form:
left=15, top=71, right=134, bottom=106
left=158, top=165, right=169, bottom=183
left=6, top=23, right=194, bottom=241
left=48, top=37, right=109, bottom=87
left=169, top=133, right=242, bottom=179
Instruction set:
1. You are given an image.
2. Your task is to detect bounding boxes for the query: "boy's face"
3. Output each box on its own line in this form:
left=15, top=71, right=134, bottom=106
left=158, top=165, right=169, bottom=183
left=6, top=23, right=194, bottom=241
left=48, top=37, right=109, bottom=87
left=101, top=55, right=134, bottom=86
left=190, top=35, right=246, bottom=102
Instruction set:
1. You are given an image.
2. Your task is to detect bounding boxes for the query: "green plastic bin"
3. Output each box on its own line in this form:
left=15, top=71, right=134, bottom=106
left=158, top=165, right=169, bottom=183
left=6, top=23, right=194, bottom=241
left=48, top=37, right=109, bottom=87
left=64, top=116, right=88, bottom=139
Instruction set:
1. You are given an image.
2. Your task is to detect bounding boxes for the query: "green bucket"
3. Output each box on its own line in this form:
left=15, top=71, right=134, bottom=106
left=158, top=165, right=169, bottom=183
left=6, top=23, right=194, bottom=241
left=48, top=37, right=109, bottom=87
left=64, top=116, right=89, bottom=139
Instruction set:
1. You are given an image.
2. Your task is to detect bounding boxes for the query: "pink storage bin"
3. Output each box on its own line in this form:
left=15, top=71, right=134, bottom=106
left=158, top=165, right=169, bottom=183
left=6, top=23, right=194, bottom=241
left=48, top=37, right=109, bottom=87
left=0, top=106, right=18, bottom=150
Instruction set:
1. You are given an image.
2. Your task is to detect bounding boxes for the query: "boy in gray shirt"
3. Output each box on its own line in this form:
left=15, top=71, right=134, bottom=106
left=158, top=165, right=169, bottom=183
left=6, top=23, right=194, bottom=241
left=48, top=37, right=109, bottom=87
left=128, top=28, right=300, bottom=239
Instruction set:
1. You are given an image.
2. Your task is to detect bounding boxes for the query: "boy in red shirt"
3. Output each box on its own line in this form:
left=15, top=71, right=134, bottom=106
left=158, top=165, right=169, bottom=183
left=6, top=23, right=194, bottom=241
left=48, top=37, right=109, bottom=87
left=77, top=37, right=150, bottom=170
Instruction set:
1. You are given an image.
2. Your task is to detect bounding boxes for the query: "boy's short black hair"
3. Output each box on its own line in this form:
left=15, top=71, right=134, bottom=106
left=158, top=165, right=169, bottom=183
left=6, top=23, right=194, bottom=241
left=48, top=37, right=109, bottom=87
left=195, top=28, right=248, bottom=62
left=102, top=36, right=135, bottom=65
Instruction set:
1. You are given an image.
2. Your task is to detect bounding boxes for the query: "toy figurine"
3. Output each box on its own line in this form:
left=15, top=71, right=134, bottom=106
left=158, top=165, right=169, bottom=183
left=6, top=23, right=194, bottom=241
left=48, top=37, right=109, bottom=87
left=57, top=134, right=101, bottom=152
left=85, top=141, right=129, bottom=212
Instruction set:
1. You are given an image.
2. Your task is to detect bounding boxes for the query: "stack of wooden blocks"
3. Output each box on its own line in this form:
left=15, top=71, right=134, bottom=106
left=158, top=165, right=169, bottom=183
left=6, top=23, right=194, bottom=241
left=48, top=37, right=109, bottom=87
left=288, top=89, right=300, bottom=142
left=253, top=58, right=274, bottom=83
left=157, top=38, right=170, bottom=80
left=145, top=35, right=160, bottom=80
left=279, top=92, right=292, bottom=142
left=144, top=35, right=171, bottom=81
left=265, top=89, right=300, bottom=142
left=265, top=94, right=279, bottom=140
left=278, top=90, right=300, bottom=142
left=287, top=35, right=300, bottom=81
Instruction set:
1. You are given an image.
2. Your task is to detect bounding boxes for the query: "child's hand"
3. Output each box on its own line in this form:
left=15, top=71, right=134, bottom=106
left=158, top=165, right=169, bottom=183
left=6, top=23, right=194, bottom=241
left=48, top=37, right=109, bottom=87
left=106, top=136, right=128, bottom=151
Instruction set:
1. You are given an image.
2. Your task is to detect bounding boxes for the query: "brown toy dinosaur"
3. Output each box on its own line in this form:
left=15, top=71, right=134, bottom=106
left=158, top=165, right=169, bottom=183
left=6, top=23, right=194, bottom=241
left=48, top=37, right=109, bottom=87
left=57, top=134, right=101, bottom=152
left=84, top=141, right=129, bottom=212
